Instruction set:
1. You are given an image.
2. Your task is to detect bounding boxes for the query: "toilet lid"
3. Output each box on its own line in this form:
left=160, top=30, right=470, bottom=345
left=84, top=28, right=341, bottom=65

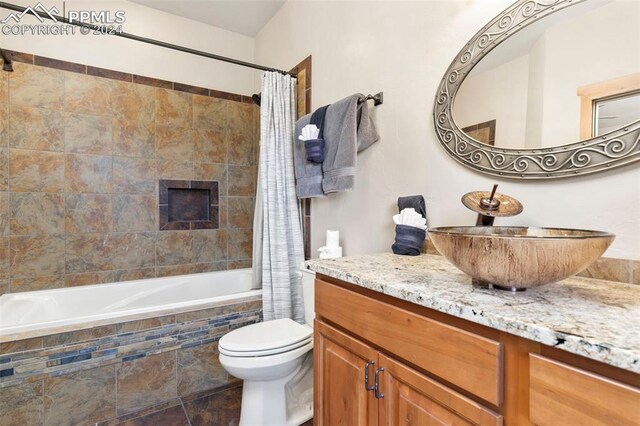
left=219, top=318, right=312, bottom=354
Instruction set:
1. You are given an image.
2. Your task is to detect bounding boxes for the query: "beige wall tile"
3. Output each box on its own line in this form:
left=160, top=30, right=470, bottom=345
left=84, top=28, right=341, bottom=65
left=227, top=197, right=254, bottom=229
left=110, top=232, right=156, bottom=270
left=64, top=72, right=112, bottom=116
left=192, top=229, right=227, bottom=263
left=65, top=194, right=113, bottom=234
left=112, top=195, right=156, bottom=232
left=156, top=231, right=193, bottom=266
left=44, top=365, right=116, bottom=425
left=113, top=157, right=156, bottom=194
left=194, top=163, right=226, bottom=195
left=9, top=62, right=64, bottom=109
left=9, top=106, right=64, bottom=151
left=193, top=128, right=226, bottom=163
left=116, top=352, right=177, bottom=416
left=156, top=264, right=196, bottom=277
left=111, top=81, right=155, bottom=123
left=112, top=267, right=156, bottom=283
left=0, top=237, right=7, bottom=281
left=0, top=381, right=43, bottom=426
left=9, top=149, right=64, bottom=192
left=64, top=271, right=114, bottom=287
left=9, top=234, right=65, bottom=278
left=157, top=159, right=193, bottom=180
left=65, top=153, right=112, bottom=193
left=177, top=341, right=228, bottom=396
left=228, top=229, right=252, bottom=260
left=0, top=148, right=7, bottom=190
left=10, top=275, right=64, bottom=293
left=10, top=193, right=65, bottom=235
left=64, top=113, right=113, bottom=155
left=66, top=233, right=115, bottom=273
left=0, top=192, right=7, bottom=236
left=226, top=129, right=254, bottom=166
left=155, top=125, right=193, bottom=161
left=0, top=336, right=43, bottom=354
left=156, top=88, right=192, bottom=127
left=43, top=325, right=115, bottom=346
left=193, top=95, right=229, bottom=131
left=228, top=165, right=256, bottom=196
left=228, top=259, right=251, bottom=270
left=113, top=119, right=155, bottom=158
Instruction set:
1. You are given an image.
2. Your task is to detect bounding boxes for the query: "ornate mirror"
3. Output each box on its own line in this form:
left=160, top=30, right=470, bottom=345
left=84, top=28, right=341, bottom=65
left=434, top=0, right=640, bottom=179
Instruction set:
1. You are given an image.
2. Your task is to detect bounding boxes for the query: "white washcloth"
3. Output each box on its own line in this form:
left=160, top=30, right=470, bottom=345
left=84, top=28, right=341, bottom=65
left=393, top=208, right=427, bottom=230
left=297, top=124, right=320, bottom=142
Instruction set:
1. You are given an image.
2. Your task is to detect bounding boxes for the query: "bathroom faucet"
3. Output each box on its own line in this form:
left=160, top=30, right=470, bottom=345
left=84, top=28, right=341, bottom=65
left=461, top=184, right=523, bottom=226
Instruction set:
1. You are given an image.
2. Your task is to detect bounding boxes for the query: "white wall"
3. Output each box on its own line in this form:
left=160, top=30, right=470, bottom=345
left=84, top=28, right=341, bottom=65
left=454, top=54, right=530, bottom=148
left=1, top=0, right=258, bottom=95
left=255, top=0, right=640, bottom=260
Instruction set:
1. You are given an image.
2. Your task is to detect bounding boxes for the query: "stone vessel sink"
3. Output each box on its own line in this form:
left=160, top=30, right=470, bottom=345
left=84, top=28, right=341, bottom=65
left=428, top=226, right=614, bottom=290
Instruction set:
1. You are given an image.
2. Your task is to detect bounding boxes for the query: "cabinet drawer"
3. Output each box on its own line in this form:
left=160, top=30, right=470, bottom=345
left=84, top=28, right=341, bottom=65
left=315, top=279, right=503, bottom=406
left=530, top=354, right=640, bottom=426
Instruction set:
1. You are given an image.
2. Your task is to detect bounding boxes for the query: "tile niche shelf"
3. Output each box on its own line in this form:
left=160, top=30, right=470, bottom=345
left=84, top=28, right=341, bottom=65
left=159, top=179, right=220, bottom=230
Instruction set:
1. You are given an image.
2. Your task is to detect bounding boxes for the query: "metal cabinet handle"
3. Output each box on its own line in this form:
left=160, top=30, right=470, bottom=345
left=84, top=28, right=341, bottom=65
left=364, top=361, right=376, bottom=391
left=374, top=367, right=385, bottom=399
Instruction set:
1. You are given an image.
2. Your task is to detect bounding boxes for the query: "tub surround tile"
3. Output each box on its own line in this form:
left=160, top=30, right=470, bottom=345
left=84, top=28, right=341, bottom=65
left=9, top=106, right=64, bottom=151
left=9, top=235, right=65, bottom=278
left=10, top=275, right=64, bottom=293
left=155, top=126, right=194, bottom=162
left=112, top=268, right=156, bottom=283
left=9, top=193, right=65, bottom=235
left=113, top=157, right=156, bottom=194
left=156, top=89, right=192, bottom=128
left=182, top=384, right=242, bottom=426
left=86, top=66, right=132, bottom=82
left=64, top=113, right=113, bottom=155
left=43, top=325, right=116, bottom=347
left=156, top=232, right=194, bottom=266
left=227, top=197, right=254, bottom=229
left=9, top=62, right=64, bottom=109
left=66, top=233, right=116, bottom=273
left=115, top=316, right=175, bottom=334
left=156, top=159, right=193, bottom=180
left=64, top=72, right=112, bottom=116
left=156, top=262, right=226, bottom=278
left=228, top=166, right=255, bottom=196
left=112, top=119, right=156, bottom=159
left=192, top=96, right=227, bottom=131
left=177, top=341, right=228, bottom=396
left=0, top=338, right=43, bottom=355
left=227, top=129, right=254, bottom=166
left=112, top=195, right=156, bottom=232
left=0, top=193, right=7, bottom=236
left=65, top=194, right=113, bottom=234
left=111, top=233, right=156, bottom=271
left=116, top=351, right=177, bottom=415
left=0, top=238, right=7, bottom=281
left=132, top=75, right=173, bottom=90
left=227, top=259, right=251, bottom=270
left=33, top=56, right=85, bottom=74
left=194, top=163, right=226, bottom=195
left=111, top=81, right=156, bottom=123
left=64, top=154, right=113, bottom=194
left=228, top=229, right=252, bottom=261
left=0, top=381, right=43, bottom=426
left=306, top=253, right=640, bottom=373
left=9, top=149, right=64, bottom=192
left=0, top=149, right=7, bottom=190
left=193, top=129, right=226, bottom=164
left=0, top=280, right=8, bottom=296
left=64, top=271, right=115, bottom=288
left=44, top=364, right=116, bottom=425
left=192, top=230, right=227, bottom=263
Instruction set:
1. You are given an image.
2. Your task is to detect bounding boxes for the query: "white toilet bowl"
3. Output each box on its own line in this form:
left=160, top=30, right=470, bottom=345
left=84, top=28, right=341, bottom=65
left=218, top=269, right=316, bottom=426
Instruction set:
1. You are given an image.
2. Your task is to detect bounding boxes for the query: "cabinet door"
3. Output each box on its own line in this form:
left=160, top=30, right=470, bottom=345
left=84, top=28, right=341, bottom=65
left=378, top=354, right=502, bottom=426
left=315, top=320, right=379, bottom=426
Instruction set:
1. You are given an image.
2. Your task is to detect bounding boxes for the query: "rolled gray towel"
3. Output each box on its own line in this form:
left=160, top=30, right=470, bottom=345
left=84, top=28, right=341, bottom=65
left=398, top=195, right=427, bottom=221
left=391, top=224, right=425, bottom=256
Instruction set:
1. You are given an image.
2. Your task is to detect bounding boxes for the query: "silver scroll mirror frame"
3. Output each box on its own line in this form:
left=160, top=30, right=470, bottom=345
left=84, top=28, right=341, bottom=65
left=433, top=0, right=640, bottom=179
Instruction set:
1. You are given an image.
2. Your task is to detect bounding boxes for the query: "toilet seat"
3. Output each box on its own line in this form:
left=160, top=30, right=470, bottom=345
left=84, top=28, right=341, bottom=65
left=219, top=318, right=313, bottom=357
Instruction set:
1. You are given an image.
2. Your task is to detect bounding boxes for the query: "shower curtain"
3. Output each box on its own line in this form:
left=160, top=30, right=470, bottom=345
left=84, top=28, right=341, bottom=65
left=254, top=71, right=305, bottom=323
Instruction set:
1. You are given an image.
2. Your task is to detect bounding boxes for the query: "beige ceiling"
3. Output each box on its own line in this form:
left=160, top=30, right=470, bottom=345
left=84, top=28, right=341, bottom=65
left=129, top=0, right=286, bottom=36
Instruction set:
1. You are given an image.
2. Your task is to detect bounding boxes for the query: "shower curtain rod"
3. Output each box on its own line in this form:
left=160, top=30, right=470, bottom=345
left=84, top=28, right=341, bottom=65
left=0, top=1, right=296, bottom=77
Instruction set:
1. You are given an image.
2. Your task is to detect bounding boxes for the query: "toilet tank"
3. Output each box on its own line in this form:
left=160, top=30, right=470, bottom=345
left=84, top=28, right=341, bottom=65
left=301, top=269, right=315, bottom=326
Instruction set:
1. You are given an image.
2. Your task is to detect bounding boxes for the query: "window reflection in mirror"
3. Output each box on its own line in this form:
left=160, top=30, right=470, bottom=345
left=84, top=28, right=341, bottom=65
left=593, top=92, right=640, bottom=137
left=453, top=0, right=640, bottom=149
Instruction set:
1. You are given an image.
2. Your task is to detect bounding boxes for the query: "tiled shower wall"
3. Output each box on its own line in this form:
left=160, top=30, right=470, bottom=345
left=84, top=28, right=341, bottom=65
left=0, top=56, right=259, bottom=294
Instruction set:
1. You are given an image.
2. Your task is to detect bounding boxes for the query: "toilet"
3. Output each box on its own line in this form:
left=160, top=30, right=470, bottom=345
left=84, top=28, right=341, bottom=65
left=218, top=269, right=315, bottom=426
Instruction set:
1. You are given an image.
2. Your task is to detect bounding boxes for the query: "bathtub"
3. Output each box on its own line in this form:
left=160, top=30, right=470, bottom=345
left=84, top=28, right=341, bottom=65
left=0, top=268, right=261, bottom=342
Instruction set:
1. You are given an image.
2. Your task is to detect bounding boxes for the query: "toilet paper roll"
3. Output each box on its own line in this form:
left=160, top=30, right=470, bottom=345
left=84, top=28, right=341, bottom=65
left=326, top=230, right=340, bottom=248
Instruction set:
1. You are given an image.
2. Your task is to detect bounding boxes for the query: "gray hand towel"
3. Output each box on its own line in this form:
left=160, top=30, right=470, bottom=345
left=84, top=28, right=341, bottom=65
left=293, top=114, right=324, bottom=198
left=322, top=94, right=380, bottom=193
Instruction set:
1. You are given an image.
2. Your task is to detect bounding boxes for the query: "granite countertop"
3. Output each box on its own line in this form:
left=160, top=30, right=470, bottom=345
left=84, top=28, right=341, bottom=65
left=305, top=253, right=640, bottom=373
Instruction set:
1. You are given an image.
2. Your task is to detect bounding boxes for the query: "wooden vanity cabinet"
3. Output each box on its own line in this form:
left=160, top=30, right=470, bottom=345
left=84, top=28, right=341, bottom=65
left=314, top=276, right=640, bottom=426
